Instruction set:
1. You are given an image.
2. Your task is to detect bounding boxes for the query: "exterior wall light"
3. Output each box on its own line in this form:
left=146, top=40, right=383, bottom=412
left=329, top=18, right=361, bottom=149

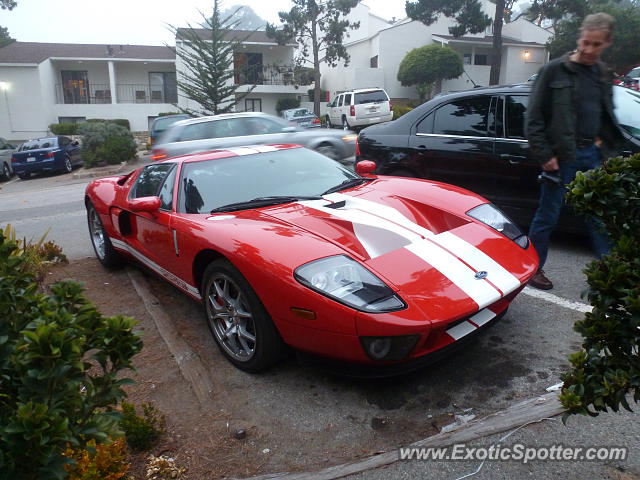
left=523, top=50, right=531, bottom=60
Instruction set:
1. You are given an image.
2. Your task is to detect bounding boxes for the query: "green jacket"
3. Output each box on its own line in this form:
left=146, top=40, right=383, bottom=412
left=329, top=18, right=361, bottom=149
left=526, top=52, right=624, bottom=165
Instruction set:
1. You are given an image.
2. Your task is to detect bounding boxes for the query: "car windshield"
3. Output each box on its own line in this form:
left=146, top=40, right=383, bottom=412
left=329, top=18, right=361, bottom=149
left=154, top=116, right=189, bottom=132
left=179, top=148, right=360, bottom=214
left=19, top=138, right=57, bottom=151
left=291, top=109, right=313, bottom=118
left=354, top=90, right=388, bottom=104
left=613, top=86, right=640, bottom=139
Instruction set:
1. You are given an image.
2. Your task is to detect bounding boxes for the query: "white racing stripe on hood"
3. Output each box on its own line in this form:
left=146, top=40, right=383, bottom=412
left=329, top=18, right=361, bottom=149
left=298, top=192, right=520, bottom=309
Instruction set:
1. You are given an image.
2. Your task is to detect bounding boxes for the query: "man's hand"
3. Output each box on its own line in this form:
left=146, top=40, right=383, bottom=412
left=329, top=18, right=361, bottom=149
left=542, top=157, right=559, bottom=171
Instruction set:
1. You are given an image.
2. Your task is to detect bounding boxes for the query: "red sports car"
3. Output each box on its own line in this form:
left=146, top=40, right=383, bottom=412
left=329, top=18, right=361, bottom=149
left=85, top=145, right=538, bottom=374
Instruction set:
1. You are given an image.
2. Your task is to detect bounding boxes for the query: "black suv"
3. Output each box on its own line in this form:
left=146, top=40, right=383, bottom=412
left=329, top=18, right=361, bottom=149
left=357, top=84, right=640, bottom=232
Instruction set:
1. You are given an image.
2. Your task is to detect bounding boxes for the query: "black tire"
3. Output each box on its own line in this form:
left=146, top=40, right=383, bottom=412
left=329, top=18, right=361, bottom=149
left=342, top=116, right=350, bottom=131
left=315, top=142, right=340, bottom=160
left=388, top=168, right=417, bottom=178
left=63, top=156, right=73, bottom=174
left=86, top=201, right=124, bottom=268
left=1, top=162, right=10, bottom=181
left=18, top=173, right=29, bottom=180
left=326, top=115, right=333, bottom=128
left=202, top=259, right=284, bottom=373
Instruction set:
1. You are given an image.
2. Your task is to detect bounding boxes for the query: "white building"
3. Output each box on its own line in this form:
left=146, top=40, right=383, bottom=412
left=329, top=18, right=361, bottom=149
left=321, top=1, right=552, bottom=102
left=0, top=42, right=178, bottom=142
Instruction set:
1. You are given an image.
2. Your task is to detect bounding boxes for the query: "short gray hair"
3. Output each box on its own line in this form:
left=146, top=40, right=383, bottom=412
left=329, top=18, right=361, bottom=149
left=580, top=12, right=615, bottom=38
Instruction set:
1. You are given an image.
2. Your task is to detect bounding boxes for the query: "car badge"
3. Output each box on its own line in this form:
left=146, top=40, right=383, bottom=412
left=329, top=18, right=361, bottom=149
left=475, top=271, right=488, bottom=280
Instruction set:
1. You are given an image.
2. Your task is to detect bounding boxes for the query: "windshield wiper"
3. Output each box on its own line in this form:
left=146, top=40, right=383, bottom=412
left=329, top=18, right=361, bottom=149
left=322, top=177, right=371, bottom=196
left=210, top=195, right=322, bottom=213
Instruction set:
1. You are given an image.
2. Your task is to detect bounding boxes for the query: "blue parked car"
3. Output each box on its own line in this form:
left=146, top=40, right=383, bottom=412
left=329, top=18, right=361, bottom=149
left=11, top=136, right=82, bottom=179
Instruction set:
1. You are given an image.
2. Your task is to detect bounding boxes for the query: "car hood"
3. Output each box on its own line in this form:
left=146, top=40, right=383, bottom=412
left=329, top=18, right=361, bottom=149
left=265, top=185, right=538, bottom=317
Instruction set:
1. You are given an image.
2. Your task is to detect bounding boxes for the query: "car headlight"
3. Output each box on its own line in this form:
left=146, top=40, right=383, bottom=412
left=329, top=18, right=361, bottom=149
left=467, top=204, right=529, bottom=248
left=294, top=255, right=405, bottom=313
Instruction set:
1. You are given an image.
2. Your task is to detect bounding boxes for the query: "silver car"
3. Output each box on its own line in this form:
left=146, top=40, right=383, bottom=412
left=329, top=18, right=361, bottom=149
left=0, top=137, right=18, bottom=181
left=152, top=112, right=356, bottom=161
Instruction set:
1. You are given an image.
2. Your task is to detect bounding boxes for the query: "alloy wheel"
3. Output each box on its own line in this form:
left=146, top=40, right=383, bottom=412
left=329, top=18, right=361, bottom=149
left=88, top=207, right=106, bottom=260
left=64, top=157, right=72, bottom=173
left=2, top=163, right=9, bottom=181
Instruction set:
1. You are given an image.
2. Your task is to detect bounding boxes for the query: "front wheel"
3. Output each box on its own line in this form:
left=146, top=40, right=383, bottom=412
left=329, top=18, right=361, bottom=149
left=87, top=201, right=123, bottom=268
left=1, top=162, right=10, bottom=181
left=342, top=117, right=351, bottom=131
left=315, top=143, right=340, bottom=160
left=326, top=115, right=333, bottom=129
left=202, top=259, right=284, bottom=373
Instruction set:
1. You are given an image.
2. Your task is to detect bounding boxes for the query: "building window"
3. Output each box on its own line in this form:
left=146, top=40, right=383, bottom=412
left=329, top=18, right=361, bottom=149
left=370, top=55, right=378, bottom=68
left=463, top=53, right=472, bottom=65
left=58, top=116, right=86, bottom=124
left=61, top=70, right=89, bottom=104
left=474, top=54, right=489, bottom=66
left=245, top=98, right=262, bottom=112
left=149, top=72, right=178, bottom=103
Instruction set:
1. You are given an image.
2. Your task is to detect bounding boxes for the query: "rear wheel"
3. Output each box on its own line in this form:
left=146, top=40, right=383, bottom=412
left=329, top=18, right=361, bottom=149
left=203, top=259, right=284, bottom=373
left=326, top=115, right=333, bottom=128
left=315, top=143, right=340, bottom=160
left=63, top=156, right=73, bottom=174
left=87, top=201, right=123, bottom=268
left=1, top=162, right=10, bottom=181
left=342, top=116, right=350, bottom=131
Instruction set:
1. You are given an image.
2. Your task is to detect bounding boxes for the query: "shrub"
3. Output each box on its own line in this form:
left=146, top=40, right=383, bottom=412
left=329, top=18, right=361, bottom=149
left=49, top=122, right=79, bottom=135
left=392, top=105, right=413, bottom=119
left=276, top=97, right=301, bottom=114
left=86, top=118, right=131, bottom=130
left=78, top=121, right=137, bottom=167
left=119, top=402, right=166, bottom=451
left=63, top=438, right=130, bottom=480
left=0, top=230, right=143, bottom=480
left=560, top=153, right=640, bottom=420
left=1, top=224, right=67, bottom=281
left=158, top=111, right=181, bottom=117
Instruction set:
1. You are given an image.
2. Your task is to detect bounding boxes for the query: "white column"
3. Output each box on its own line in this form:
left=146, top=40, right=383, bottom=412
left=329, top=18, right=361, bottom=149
left=108, top=61, right=117, bottom=104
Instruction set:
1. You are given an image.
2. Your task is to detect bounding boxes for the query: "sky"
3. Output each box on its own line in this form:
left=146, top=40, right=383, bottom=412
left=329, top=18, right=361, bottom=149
left=1, top=0, right=408, bottom=46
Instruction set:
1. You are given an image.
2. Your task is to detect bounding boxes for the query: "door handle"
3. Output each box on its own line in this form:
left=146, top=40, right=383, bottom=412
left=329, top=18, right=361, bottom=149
left=500, top=153, right=527, bottom=164
left=416, top=145, right=428, bottom=151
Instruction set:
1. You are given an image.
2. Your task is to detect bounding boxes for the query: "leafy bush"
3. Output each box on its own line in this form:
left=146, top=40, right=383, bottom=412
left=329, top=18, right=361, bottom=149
left=1, top=224, right=67, bottom=281
left=49, top=122, right=79, bottom=135
left=0, top=230, right=143, bottom=479
left=78, top=121, right=137, bottom=167
left=158, top=112, right=181, bottom=117
left=561, top=153, right=640, bottom=419
left=85, top=118, right=131, bottom=130
left=119, top=402, right=166, bottom=451
left=63, top=438, right=130, bottom=480
left=276, top=97, right=301, bottom=114
left=392, top=105, right=413, bottom=119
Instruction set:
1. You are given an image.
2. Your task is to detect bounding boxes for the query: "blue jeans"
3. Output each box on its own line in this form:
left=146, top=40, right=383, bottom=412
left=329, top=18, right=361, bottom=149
left=528, top=145, right=611, bottom=268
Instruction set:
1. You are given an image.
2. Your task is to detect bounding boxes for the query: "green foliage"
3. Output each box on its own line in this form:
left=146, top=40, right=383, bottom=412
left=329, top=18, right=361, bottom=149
left=392, top=105, right=413, bottom=119
left=63, top=438, right=130, bottom=480
left=49, top=122, right=79, bottom=135
left=0, top=230, right=143, bottom=480
left=170, top=0, right=255, bottom=115
left=0, top=0, right=17, bottom=10
left=406, top=0, right=491, bottom=37
left=398, top=45, right=463, bottom=101
left=119, top=402, right=165, bottom=451
left=0, top=25, right=14, bottom=47
left=560, top=154, right=640, bottom=420
left=220, top=4, right=266, bottom=30
left=78, top=122, right=136, bottom=168
left=547, top=2, right=640, bottom=73
left=85, top=119, right=130, bottom=130
left=1, top=224, right=67, bottom=281
left=266, top=0, right=360, bottom=116
left=276, top=97, right=301, bottom=114
left=158, top=112, right=180, bottom=117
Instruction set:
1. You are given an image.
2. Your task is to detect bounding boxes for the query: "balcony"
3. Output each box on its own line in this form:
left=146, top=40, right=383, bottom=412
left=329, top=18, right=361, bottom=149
left=233, top=65, right=313, bottom=86
left=55, top=83, right=178, bottom=104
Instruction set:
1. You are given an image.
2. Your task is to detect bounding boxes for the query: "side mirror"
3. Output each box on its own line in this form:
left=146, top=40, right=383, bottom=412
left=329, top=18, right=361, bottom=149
left=72, top=140, right=80, bottom=146
left=355, top=160, right=377, bottom=176
left=128, top=196, right=161, bottom=212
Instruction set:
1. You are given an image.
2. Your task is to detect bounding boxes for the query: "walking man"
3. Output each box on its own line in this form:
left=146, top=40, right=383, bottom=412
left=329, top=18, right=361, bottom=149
left=526, top=12, right=624, bottom=290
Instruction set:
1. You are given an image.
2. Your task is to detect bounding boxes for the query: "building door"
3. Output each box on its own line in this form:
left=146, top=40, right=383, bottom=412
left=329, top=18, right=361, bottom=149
left=149, top=72, right=178, bottom=103
left=61, top=71, right=89, bottom=104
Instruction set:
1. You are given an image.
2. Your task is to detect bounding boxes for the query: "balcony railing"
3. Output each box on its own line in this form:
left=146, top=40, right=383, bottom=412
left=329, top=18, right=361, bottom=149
left=233, top=65, right=313, bottom=86
left=55, top=83, right=178, bottom=104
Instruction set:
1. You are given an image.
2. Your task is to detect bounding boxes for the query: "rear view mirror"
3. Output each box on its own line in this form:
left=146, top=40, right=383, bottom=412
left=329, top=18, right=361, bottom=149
left=355, top=160, right=377, bottom=176
left=128, top=196, right=161, bottom=212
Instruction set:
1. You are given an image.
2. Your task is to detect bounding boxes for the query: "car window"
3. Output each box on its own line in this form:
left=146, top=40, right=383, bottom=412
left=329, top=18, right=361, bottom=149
left=354, top=90, right=388, bottom=104
left=337, top=95, right=344, bottom=107
left=613, top=86, right=640, bottom=139
left=433, top=97, right=491, bottom=137
left=416, top=113, right=434, bottom=134
left=131, top=163, right=176, bottom=199
left=153, top=115, right=189, bottom=132
left=158, top=165, right=178, bottom=210
left=178, top=121, right=235, bottom=141
left=239, top=117, right=284, bottom=135
left=344, top=93, right=352, bottom=105
left=59, top=136, right=70, bottom=147
left=504, top=95, right=528, bottom=139
left=19, top=138, right=57, bottom=150
left=293, top=108, right=313, bottom=118
left=628, top=67, right=640, bottom=77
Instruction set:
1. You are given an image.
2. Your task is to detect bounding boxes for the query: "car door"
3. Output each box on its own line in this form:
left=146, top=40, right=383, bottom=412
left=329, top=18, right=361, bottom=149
left=0, top=138, right=15, bottom=174
left=127, top=163, right=181, bottom=278
left=331, top=94, right=344, bottom=124
left=408, top=94, right=496, bottom=196
left=491, top=95, right=540, bottom=224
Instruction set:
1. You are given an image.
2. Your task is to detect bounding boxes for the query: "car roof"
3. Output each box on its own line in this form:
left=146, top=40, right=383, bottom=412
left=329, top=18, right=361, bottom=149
left=435, top=83, right=532, bottom=100
left=172, top=111, right=279, bottom=127
left=161, top=143, right=304, bottom=164
left=340, top=88, right=387, bottom=94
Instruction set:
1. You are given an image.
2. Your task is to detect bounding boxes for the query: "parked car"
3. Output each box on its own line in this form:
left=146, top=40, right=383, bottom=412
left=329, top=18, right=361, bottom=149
left=149, top=113, right=191, bottom=146
left=152, top=112, right=356, bottom=161
left=527, top=73, right=538, bottom=83
left=281, top=107, right=321, bottom=128
left=85, top=144, right=537, bottom=374
left=623, top=65, right=640, bottom=91
left=11, top=136, right=82, bottom=179
left=356, top=84, right=640, bottom=233
left=326, top=88, right=393, bottom=131
left=0, top=137, right=17, bottom=181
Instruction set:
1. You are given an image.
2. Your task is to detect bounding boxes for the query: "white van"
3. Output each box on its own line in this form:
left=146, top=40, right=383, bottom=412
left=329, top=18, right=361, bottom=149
left=326, top=88, right=393, bottom=130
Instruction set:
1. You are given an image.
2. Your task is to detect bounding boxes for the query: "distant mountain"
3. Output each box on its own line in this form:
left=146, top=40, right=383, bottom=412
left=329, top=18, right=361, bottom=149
left=221, top=5, right=267, bottom=31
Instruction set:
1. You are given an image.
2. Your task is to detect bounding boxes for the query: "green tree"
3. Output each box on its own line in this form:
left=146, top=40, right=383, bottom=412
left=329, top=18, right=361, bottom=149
left=220, top=4, right=267, bottom=30
left=0, top=0, right=16, bottom=47
left=0, top=0, right=17, bottom=10
left=547, top=2, right=640, bottom=73
left=266, top=0, right=360, bottom=117
left=397, top=44, right=464, bottom=101
left=170, top=0, right=255, bottom=115
left=406, top=0, right=510, bottom=86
